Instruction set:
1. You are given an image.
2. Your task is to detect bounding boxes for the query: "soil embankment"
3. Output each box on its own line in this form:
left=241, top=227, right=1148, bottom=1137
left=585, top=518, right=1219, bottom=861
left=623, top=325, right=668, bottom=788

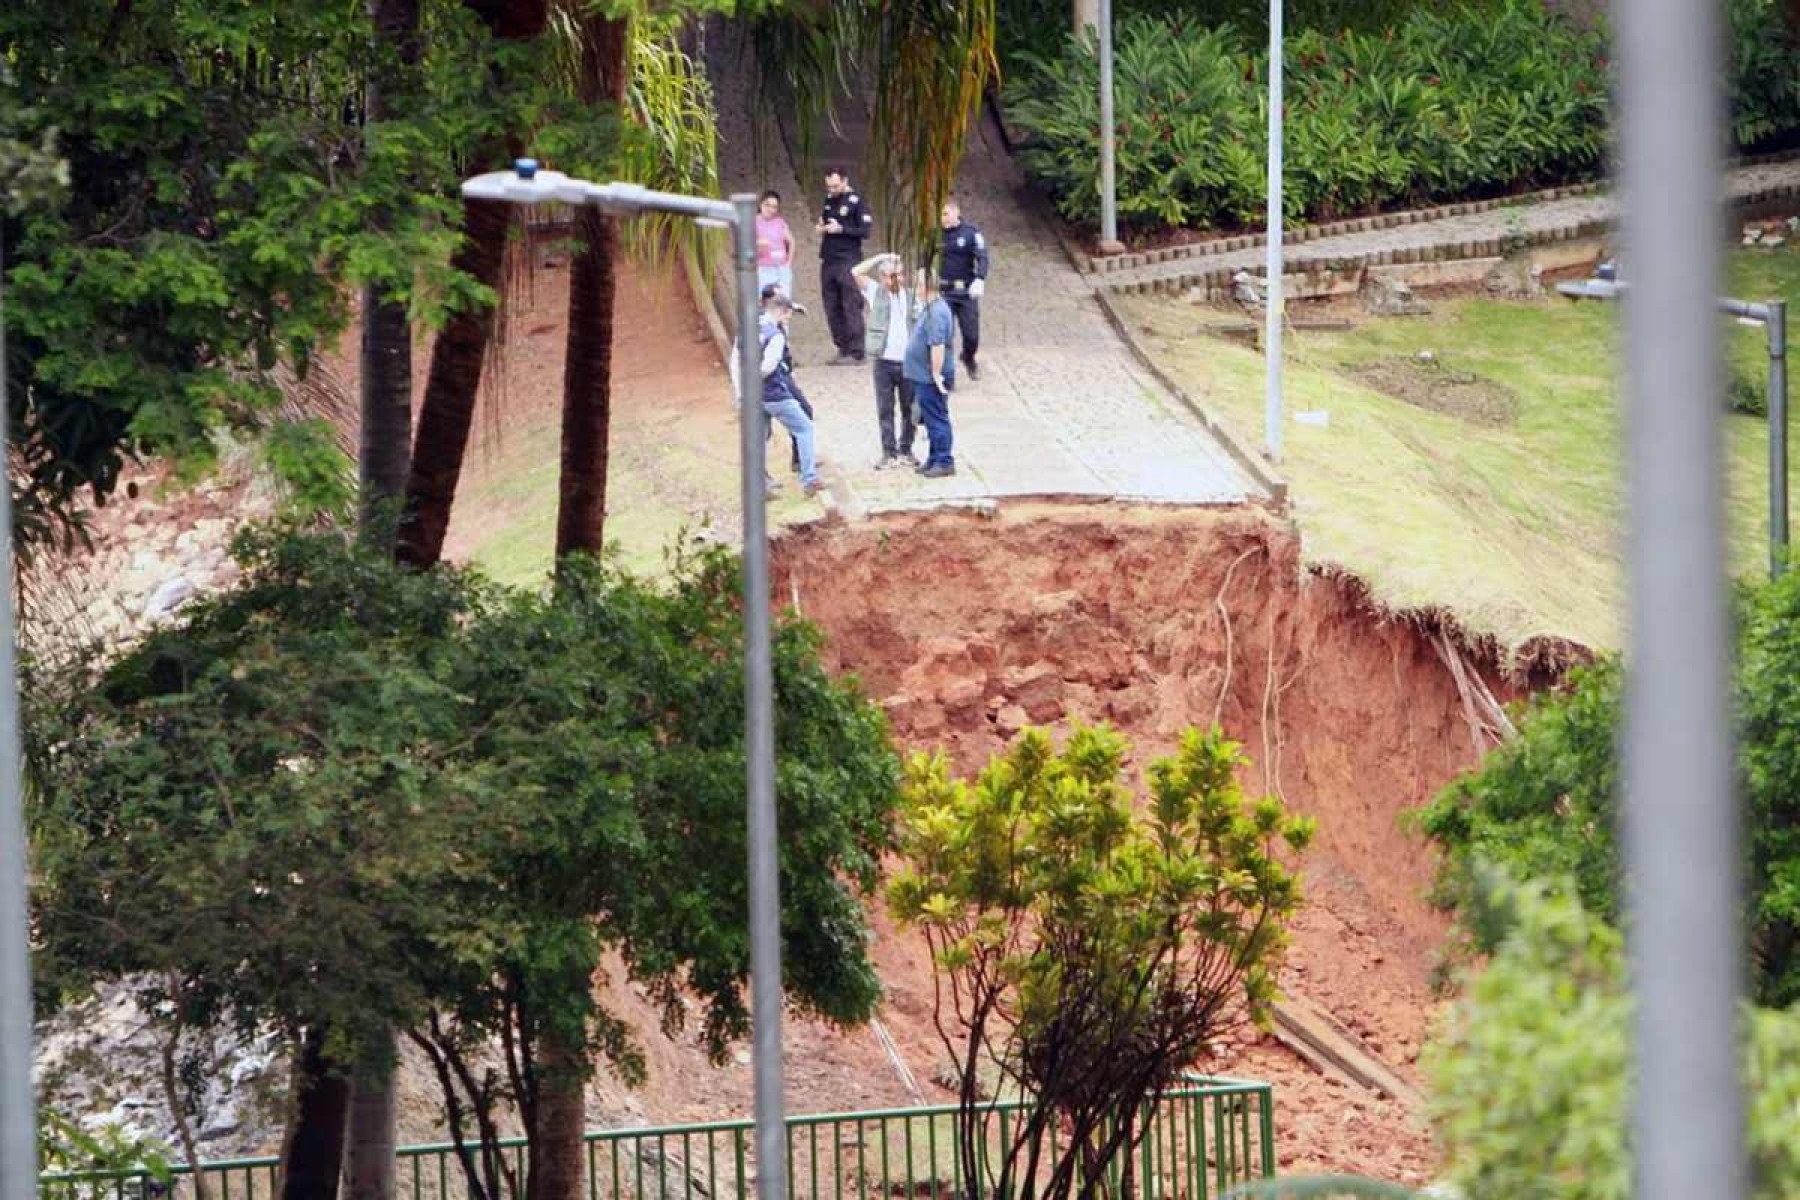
left=766, top=503, right=1532, bottom=1183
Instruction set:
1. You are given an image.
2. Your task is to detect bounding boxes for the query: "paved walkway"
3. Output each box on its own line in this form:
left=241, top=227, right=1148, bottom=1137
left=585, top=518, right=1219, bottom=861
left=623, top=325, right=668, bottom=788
left=707, top=36, right=1260, bottom=513
left=1102, top=156, right=1800, bottom=290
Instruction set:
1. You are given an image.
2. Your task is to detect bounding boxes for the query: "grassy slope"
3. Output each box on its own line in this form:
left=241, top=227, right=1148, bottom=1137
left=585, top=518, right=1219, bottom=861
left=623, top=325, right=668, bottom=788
left=1119, top=243, right=1800, bottom=654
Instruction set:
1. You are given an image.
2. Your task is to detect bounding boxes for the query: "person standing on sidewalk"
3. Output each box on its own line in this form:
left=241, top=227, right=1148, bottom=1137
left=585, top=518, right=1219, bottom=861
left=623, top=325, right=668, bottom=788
left=852, top=251, right=918, bottom=468
left=817, top=168, right=874, bottom=365
left=730, top=290, right=822, bottom=498
left=903, top=272, right=957, bottom=478
left=938, top=197, right=989, bottom=381
left=754, top=191, right=796, bottom=298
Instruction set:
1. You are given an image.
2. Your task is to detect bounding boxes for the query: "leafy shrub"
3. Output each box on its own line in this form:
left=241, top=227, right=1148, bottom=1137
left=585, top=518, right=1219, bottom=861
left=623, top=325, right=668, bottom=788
left=1413, top=562, right=1800, bottom=1007
left=1425, top=878, right=1800, bottom=1200
left=889, top=724, right=1312, bottom=1200
left=993, top=0, right=1506, bottom=72
left=1730, top=0, right=1800, bottom=149
left=1003, top=0, right=1800, bottom=234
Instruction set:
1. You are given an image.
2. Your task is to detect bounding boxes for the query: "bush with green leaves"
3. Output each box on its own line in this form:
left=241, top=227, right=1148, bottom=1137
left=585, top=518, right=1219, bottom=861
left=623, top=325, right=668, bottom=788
left=1414, top=562, right=1800, bottom=1007
left=890, top=724, right=1313, bottom=1200
left=993, top=0, right=1507, bottom=75
left=1002, top=0, right=1800, bottom=235
left=1424, top=878, right=1800, bottom=1199
left=27, top=527, right=901, bottom=1197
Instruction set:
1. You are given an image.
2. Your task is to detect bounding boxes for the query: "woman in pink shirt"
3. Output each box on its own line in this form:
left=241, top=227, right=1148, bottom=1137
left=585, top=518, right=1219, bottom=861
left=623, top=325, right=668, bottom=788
left=755, top=190, right=796, bottom=298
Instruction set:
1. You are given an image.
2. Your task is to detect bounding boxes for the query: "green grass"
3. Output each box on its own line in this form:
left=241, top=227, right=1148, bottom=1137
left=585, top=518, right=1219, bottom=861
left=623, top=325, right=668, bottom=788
left=1120, top=242, right=1800, bottom=654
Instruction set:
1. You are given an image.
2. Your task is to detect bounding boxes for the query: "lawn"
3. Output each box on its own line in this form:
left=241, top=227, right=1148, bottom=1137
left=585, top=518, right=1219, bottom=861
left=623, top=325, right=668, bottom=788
left=1117, top=242, right=1800, bottom=655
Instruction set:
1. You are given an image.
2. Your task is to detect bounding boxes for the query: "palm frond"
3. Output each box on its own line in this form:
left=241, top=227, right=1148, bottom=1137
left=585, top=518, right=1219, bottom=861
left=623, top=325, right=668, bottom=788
left=748, top=0, right=998, bottom=257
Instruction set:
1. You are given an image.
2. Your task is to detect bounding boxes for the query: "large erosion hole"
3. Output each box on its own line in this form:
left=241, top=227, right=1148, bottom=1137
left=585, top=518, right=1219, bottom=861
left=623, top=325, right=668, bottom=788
left=771, top=503, right=1551, bottom=1182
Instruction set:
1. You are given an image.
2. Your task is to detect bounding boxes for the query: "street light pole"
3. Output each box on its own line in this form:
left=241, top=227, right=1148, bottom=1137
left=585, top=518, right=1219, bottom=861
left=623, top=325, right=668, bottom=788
left=460, top=164, right=788, bottom=1200
left=1614, top=0, right=1747, bottom=1194
left=1769, top=300, right=1789, bottom=575
left=1097, top=0, right=1122, bottom=256
left=1263, top=0, right=1284, bottom=461
left=1557, top=277, right=1790, bottom=578
left=0, top=225, right=38, bottom=1200
left=729, top=191, right=789, bottom=1200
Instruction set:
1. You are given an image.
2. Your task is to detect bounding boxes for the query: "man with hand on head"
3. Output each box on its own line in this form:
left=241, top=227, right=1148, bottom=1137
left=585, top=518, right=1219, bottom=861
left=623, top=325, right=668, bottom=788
left=817, top=168, right=874, bottom=365
left=852, top=251, right=918, bottom=469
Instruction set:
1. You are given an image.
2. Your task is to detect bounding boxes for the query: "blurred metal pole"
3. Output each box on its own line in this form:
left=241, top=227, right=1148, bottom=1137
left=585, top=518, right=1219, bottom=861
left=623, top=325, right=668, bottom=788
left=1263, top=0, right=1284, bottom=461
left=0, top=227, right=38, bottom=1200
left=1770, top=300, right=1789, bottom=576
left=1615, top=2, right=1746, bottom=1199
left=1097, top=0, right=1121, bottom=255
left=733, top=191, right=788, bottom=1200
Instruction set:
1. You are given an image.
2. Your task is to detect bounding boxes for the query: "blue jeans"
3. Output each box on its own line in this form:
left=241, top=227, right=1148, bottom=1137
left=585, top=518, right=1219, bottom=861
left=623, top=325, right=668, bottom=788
left=912, top=380, right=953, bottom=469
left=762, top=398, right=817, bottom=485
left=757, top=265, right=793, bottom=297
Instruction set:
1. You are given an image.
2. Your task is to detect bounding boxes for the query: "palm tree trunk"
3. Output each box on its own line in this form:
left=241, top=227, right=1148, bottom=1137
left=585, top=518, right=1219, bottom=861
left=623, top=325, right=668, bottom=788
left=554, top=14, right=630, bottom=563
left=281, top=1030, right=353, bottom=1200
left=358, top=0, right=422, bottom=549
left=395, top=193, right=513, bottom=568
left=395, top=0, right=550, bottom=569
left=522, top=1031, right=586, bottom=1200
left=360, top=286, right=414, bottom=544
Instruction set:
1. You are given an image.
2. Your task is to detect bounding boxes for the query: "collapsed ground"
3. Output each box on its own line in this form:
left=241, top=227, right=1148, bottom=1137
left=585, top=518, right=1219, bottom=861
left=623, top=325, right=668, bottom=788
left=45, top=254, right=1597, bottom=1189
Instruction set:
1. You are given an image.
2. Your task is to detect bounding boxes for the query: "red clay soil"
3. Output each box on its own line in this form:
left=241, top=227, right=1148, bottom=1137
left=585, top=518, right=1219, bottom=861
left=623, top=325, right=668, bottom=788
left=761, top=502, right=1531, bottom=1186
left=308, top=262, right=1508, bottom=1185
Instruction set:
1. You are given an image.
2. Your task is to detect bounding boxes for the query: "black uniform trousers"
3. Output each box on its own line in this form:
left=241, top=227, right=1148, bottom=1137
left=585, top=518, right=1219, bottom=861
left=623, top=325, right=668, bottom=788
left=945, top=291, right=980, bottom=368
left=873, top=359, right=916, bottom=459
left=820, top=258, right=865, bottom=359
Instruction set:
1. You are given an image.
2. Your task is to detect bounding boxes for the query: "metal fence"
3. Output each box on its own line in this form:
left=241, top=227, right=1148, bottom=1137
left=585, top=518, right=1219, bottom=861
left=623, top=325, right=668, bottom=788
left=38, top=1077, right=1274, bottom=1200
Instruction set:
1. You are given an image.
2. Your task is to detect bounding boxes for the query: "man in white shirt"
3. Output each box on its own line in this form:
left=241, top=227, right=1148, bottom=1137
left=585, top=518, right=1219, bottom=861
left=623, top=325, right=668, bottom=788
left=851, top=252, right=918, bottom=468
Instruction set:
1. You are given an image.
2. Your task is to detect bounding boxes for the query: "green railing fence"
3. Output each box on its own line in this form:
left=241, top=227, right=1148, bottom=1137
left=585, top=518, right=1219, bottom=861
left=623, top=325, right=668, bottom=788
left=40, top=1075, right=1274, bottom=1200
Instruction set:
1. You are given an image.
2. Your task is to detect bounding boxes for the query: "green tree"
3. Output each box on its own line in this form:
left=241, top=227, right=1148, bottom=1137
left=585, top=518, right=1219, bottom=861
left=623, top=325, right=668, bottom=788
left=1414, top=565, right=1800, bottom=1006
left=28, top=530, right=901, bottom=1200
left=1423, top=878, right=1800, bottom=1199
left=416, top=546, right=898, bottom=1200
left=0, top=0, right=492, bottom=557
left=25, top=527, right=490, bottom=1195
left=889, top=725, right=1313, bottom=1200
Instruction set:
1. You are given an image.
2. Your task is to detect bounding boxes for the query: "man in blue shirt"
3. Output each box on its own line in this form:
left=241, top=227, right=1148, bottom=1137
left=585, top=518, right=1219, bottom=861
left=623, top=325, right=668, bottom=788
left=903, top=272, right=957, bottom=478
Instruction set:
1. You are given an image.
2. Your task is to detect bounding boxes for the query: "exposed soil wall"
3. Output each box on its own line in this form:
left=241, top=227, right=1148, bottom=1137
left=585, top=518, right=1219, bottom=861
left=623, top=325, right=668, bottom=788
left=768, top=502, right=1538, bottom=1183
left=774, top=503, right=1519, bottom=946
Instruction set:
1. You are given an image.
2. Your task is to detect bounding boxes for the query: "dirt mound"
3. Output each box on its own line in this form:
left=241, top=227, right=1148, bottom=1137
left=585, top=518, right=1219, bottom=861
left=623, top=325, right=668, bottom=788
left=1350, top=357, right=1520, bottom=426
left=771, top=503, right=1535, bottom=1184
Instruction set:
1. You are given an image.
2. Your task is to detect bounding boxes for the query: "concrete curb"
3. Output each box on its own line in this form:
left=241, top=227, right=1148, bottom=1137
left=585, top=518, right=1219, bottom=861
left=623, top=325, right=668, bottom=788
left=1102, top=178, right=1800, bottom=301
left=1093, top=289, right=1288, bottom=509
left=1076, top=146, right=1800, bottom=277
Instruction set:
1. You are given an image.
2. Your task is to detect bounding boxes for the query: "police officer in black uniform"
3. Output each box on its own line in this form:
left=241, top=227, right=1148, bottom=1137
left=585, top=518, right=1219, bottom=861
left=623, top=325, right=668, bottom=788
left=816, top=168, right=874, bottom=364
left=938, top=197, right=990, bottom=380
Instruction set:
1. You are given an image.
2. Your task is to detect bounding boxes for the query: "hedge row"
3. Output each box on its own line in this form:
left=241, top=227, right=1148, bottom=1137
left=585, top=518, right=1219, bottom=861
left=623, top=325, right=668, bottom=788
left=1002, top=0, right=1800, bottom=234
